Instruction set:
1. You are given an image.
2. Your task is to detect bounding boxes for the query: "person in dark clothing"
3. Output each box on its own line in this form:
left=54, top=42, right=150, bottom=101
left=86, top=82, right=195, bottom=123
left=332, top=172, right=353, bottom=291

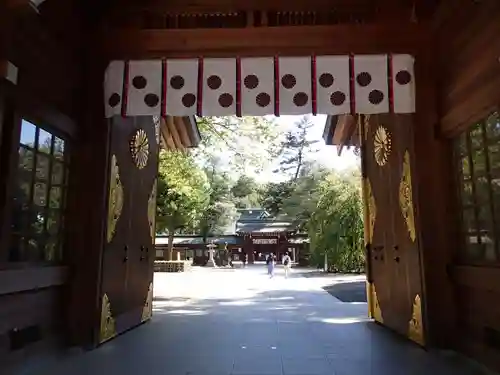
left=242, top=252, right=247, bottom=268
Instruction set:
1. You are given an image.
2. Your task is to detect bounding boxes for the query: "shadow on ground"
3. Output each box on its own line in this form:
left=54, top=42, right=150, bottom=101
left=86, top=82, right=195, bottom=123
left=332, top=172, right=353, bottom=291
left=31, top=270, right=491, bottom=375
left=322, top=281, right=367, bottom=303
left=293, top=269, right=364, bottom=278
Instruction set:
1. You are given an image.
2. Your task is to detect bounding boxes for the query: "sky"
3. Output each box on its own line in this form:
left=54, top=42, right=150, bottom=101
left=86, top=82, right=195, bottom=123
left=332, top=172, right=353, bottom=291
left=253, top=114, right=360, bottom=182
left=19, top=117, right=359, bottom=184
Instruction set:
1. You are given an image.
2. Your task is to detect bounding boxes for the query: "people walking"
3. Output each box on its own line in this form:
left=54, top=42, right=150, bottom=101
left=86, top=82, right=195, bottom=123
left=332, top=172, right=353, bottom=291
left=282, top=252, right=291, bottom=278
left=266, top=253, right=276, bottom=278
left=241, top=252, right=247, bottom=268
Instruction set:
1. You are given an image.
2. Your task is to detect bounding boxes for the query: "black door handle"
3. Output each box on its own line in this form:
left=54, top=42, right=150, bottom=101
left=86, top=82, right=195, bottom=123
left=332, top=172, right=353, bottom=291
left=140, top=245, right=145, bottom=261
left=394, top=256, right=400, bottom=263
left=123, top=245, right=129, bottom=262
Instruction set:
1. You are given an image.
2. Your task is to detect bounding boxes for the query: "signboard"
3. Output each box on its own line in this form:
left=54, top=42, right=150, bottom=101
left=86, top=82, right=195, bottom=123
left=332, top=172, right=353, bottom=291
left=252, top=238, right=277, bottom=244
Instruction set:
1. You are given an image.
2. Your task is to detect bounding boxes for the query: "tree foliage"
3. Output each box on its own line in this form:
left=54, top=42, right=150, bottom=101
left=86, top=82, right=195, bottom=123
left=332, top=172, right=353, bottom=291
left=274, top=116, right=319, bottom=180
left=193, top=116, right=280, bottom=175
left=198, top=160, right=238, bottom=240
left=307, top=174, right=364, bottom=272
left=259, top=182, right=294, bottom=217
left=154, top=114, right=364, bottom=272
left=231, top=175, right=261, bottom=208
left=260, top=166, right=364, bottom=272
left=156, top=149, right=210, bottom=259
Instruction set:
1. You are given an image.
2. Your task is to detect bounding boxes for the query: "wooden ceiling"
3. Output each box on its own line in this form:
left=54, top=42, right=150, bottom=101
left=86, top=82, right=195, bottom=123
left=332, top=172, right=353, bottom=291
left=6, top=0, right=444, bottom=29
left=324, top=115, right=361, bottom=156
left=4, top=0, right=444, bottom=70
left=160, top=116, right=202, bottom=150
left=90, top=0, right=441, bottom=59
left=101, top=0, right=442, bottom=30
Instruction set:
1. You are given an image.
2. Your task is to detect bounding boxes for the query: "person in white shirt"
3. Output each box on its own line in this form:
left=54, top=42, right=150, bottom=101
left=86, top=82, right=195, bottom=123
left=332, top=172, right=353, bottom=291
left=282, top=252, right=291, bottom=278
left=266, top=253, right=276, bottom=278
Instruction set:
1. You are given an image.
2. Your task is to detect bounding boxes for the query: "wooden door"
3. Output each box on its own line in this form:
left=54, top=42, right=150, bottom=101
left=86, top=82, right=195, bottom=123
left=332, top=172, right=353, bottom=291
left=363, top=114, right=395, bottom=326
left=363, top=114, right=425, bottom=346
left=98, top=116, right=158, bottom=345
left=127, top=116, right=158, bottom=327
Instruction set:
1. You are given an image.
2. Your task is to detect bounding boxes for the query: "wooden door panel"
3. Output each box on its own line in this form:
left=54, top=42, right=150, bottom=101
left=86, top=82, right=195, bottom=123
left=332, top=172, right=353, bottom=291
left=364, top=113, right=425, bottom=345
left=363, top=114, right=394, bottom=325
left=127, top=116, right=158, bottom=324
left=379, top=114, right=412, bottom=335
left=98, top=116, right=158, bottom=344
left=99, top=116, right=136, bottom=344
left=389, top=114, right=425, bottom=345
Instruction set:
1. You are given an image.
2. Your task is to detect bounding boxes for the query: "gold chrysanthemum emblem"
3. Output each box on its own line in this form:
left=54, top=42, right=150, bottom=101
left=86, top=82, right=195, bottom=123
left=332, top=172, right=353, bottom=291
left=374, top=126, right=391, bottom=166
left=130, top=129, right=149, bottom=169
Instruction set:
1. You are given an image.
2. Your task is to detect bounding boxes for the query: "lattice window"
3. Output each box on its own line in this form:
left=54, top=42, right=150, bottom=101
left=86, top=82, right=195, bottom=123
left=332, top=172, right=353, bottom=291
left=456, top=111, right=500, bottom=264
left=9, top=120, right=70, bottom=263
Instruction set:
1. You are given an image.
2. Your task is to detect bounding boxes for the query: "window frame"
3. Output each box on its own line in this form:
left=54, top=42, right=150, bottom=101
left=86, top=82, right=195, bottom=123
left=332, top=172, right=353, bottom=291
left=455, top=111, right=500, bottom=266
left=0, top=111, right=72, bottom=269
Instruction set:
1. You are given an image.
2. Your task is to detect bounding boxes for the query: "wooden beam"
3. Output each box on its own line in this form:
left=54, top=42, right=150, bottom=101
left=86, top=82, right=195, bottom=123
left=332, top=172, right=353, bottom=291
left=335, top=115, right=356, bottom=156
left=349, top=127, right=360, bottom=147
left=113, top=0, right=370, bottom=13
left=331, top=115, right=351, bottom=145
left=182, top=116, right=198, bottom=147
left=5, top=0, right=48, bottom=12
left=173, top=116, right=192, bottom=148
left=431, top=0, right=464, bottom=32
left=101, top=22, right=427, bottom=60
left=161, top=127, right=176, bottom=150
left=0, top=267, right=68, bottom=295
left=334, top=117, right=349, bottom=156
left=376, top=0, right=410, bottom=21
left=160, top=117, right=177, bottom=150
left=164, top=116, right=185, bottom=150
left=5, top=0, right=33, bottom=9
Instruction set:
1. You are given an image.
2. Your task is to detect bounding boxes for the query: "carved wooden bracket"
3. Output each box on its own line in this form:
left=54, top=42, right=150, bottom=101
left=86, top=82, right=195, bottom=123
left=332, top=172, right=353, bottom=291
left=0, top=60, right=18, bottom=85
left=6, top=0, right=46, bottom=12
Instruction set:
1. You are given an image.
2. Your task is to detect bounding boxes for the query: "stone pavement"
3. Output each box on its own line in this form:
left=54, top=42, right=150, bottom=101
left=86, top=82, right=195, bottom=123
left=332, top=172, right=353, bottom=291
left=38, top=265, right=488, bottom=375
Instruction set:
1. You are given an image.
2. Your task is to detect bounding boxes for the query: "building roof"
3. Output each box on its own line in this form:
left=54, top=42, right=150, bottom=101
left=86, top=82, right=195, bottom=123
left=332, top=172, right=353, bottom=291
left=235, top=219, right=296, bottom=234
left=155, top=235, right=242, bottom=246
left=237, top=208, right=271, bottom=221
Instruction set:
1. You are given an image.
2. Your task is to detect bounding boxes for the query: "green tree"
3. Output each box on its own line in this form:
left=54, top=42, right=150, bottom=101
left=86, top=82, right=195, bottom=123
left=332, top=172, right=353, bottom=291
left=231, top=175, right=261, bottom=209
left=259, top=181, right=294, bottom=217
left=156, top=149, right=210, bottom=260
left=193, top=116, right=280, bottom=176
left=198, top=161, right=238, bottom=242
left=308, top=173, right=364, bottom=272
left=279, top=166, right=330, bottom=231
left=259, top=165, right=364, bottom=272
left=274, top=116, right=319, bottom=181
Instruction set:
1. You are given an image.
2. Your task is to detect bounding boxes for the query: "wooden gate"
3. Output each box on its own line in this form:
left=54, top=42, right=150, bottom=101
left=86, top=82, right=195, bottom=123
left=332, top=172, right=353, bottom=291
left=98, top=116, right=159, bottom=344
left=362, top=114, right=425, bottom=346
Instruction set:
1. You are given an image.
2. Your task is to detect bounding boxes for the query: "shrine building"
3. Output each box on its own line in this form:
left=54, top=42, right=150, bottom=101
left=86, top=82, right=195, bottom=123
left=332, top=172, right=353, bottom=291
left=154, top=209, right=308, bottom=265
left=1, top=0, right=500, bottom=373
left=235, top=209, right=301, bottom=263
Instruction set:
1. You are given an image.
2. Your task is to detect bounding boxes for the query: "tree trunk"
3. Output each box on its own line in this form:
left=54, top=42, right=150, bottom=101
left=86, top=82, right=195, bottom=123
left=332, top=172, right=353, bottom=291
left=167, top=232, right=174, bottom=261
left=294, top=151, right=303, bottom=180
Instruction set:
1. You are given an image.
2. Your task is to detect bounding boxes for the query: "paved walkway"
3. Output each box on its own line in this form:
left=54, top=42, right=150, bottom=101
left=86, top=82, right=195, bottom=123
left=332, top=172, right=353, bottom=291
left=40, top=266, right=487, bottom=375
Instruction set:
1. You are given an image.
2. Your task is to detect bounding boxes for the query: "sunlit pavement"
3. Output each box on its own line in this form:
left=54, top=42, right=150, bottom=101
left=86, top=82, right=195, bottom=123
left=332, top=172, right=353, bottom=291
left=41, top=265, right=487, bottom=375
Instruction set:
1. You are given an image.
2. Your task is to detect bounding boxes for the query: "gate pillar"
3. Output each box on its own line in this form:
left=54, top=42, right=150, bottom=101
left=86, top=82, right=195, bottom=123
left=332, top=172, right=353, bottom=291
left=65, top=59, right=159, bottom=348
left=65, top=60, right=112, bottom=348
